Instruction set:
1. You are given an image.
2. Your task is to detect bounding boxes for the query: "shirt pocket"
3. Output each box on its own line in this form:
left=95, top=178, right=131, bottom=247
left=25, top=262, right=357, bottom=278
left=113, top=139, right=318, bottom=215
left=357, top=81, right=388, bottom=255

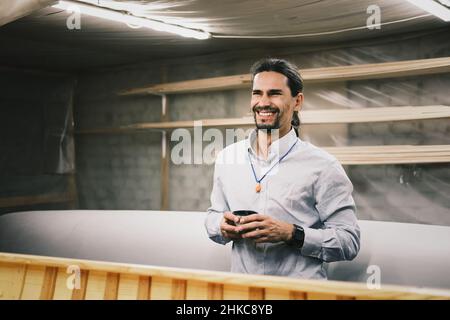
left=267, top=180, right=313, bottom=220
left=286, top=183, right=314, bottom=211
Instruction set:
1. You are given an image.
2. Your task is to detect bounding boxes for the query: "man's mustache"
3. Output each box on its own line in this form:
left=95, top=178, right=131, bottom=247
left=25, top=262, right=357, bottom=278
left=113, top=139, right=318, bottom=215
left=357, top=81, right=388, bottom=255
left=252, top=106, right=280, bottom=114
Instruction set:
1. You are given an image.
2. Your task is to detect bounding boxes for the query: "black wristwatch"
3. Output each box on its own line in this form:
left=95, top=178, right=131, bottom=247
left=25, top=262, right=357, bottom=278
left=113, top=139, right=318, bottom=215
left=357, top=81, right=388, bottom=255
left=287, top=224, right=305, bottom=248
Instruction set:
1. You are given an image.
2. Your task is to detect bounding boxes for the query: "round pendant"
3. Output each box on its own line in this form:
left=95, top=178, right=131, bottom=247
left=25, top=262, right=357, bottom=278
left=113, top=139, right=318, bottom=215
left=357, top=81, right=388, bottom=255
left=255, top=183, right=261, bottom=193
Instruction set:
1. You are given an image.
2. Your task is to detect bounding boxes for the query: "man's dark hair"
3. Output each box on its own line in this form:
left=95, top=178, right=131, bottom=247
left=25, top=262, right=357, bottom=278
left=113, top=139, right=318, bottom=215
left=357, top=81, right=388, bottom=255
left=250, top=58, right=303, bottom=136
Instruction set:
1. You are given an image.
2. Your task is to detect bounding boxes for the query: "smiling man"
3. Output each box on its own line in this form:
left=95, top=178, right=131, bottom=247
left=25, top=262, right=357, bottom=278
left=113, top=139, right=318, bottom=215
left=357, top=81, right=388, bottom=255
left=205, top=58, right=360, bottom=279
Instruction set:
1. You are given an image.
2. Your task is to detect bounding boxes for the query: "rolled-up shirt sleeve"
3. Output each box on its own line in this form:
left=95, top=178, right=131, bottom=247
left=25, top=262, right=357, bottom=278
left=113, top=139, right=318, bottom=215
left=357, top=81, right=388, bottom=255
left=205, top=152, right=231, bottom=245
left=301, top=160, right=361, bottom=262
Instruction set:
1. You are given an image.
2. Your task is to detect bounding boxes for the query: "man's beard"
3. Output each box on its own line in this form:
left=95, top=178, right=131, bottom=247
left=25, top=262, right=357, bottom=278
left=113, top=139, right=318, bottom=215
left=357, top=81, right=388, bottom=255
left=253, top=106, right=281, bottom=131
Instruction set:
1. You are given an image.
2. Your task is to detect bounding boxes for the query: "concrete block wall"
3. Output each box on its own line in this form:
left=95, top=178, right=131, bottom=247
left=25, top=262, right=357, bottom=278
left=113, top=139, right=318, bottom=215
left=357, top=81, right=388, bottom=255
left=75, top=133, right=161, bottom=209
left=74, top=67, right=163, bottom=210
left=169, top=163, right=214, bottom=211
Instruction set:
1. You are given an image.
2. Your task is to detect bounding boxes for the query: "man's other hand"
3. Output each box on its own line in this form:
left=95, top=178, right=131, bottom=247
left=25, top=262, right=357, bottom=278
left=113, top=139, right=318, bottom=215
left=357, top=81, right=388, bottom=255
left=220, top=211, right=242, bottom=240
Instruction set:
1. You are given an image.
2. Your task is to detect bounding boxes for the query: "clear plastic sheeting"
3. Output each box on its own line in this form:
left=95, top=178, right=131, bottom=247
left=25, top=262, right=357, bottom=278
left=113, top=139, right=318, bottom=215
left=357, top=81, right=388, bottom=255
left=0, top=67, right=76, bottom=215
left=0, top=68, right=75, bottom=175
left=300, top=117, right=450, bottom=148
left=1, top=0, right=448, bottom=71
left=349, top=164, right=450, bottom=226
left=77, top=0, right=444, bottom=42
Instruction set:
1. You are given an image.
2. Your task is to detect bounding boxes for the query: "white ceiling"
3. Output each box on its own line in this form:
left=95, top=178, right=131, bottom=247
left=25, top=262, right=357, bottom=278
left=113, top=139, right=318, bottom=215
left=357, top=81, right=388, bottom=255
left=0, top=0, right=448, bottom=71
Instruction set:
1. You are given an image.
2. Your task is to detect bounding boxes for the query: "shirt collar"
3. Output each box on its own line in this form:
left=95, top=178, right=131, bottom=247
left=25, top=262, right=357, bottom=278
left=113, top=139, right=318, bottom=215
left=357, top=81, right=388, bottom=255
left=247, top=128, right=299, bottom=161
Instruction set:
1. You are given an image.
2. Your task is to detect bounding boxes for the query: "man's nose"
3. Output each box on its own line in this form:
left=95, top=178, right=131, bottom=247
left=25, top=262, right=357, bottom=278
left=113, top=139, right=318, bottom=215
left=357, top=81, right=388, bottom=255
left=257, top=93, right=271, bottom=106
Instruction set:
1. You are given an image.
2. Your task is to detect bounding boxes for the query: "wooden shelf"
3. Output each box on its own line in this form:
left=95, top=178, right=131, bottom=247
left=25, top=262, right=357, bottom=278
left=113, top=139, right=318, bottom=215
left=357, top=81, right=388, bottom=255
left=1, top=252, right=450, bottom=299
left=119, top=57, right=450, bottom=95
left=299, top=105, right=450, bottom=124
left=76, top=105, right=450, bottom=134
left=325, top=145, right=450, bottom=165
left=0, top=192, right=75, bottom=208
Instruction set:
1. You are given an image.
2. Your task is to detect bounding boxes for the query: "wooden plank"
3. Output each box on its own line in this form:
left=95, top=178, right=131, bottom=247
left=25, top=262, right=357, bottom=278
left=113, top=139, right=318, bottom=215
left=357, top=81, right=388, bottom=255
left=171, top=279, right=187, bottom=300
left=39, top=267, right=58, bottom=300
left=2, top=252, right=450, bottom=300
left=290, top=291, right=307, bottom=300
left=120, top=73, right=251, bottom=96
left=0, top=263, right=27, bottom=299
left=150, top=277, right=172, bottom=300
left=186, top=280, right=208, bottom=300
left=0, top=192, right=75, bottom=208
left=303, top=57, right=450, bottom=83
left=160, top=73, right=170, bottom=210
left=137, top=276, right=152, bottom=300
left=354, top=293, right=445, bottom=300
left=117, top=274, right=140, bottom=300
left=337, top=295, right=356, bottom=300
left=249, top=287, right=265, bottom=300
left=103, top=272, right=120, bottom=300
left=71, top=270, right=89, bottom=300
left=85, top=271, right=107, bottom=300
left=160, top=130, right=170, bottom=210
left=223, top=284, right=248, bottom=300
left=265, top=288, right=291, bottom=300
left=75, top=105, right=450, bottom=134
left=300, top=105, right=450, bottom=124
left=56, top=140, right=450, bottom=166
left=53, top=267, right=73, bottom=300
left=324, top=145, right=450, bottom=165
left=306, top=292, right=338, bottom=300
left=119, top=57, right=450, bottom=95
left=207, top=283, right=224, bottom=300
left=67, top=174, right=78, bottom=210
left=20, top=265, right=45, bottom=300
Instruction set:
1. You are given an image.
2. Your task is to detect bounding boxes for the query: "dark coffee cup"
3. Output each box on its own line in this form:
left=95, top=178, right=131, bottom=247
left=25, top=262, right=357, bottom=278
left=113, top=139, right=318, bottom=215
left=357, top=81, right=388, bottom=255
left=233, top=210, right=257, bottom=217
left=231, top=210, right=257, bottom=226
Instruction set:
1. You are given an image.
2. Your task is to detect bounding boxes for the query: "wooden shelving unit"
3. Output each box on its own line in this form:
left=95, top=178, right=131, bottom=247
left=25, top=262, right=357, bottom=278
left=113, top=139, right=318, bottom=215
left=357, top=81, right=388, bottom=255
left=76, top=105, right=450, bottom=133
left=324, top=145, right=450, bottom=165
left=119, top=57, right=450, bottom=95
left=0, top=191, right=75, bottom=208
left=0, top=174, right=77, bottom=209
left=80, top=57, right=450, bottom=206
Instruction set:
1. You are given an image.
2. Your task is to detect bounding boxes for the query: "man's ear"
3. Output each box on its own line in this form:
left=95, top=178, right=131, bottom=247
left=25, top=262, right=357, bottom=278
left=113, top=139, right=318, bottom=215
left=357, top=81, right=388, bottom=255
left=293, top=93, right=304, bottom=112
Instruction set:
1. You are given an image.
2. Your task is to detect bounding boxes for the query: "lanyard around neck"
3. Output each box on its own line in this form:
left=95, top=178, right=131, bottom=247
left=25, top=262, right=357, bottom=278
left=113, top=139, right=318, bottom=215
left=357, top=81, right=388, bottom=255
left=247, top=139, right=298, bottom=193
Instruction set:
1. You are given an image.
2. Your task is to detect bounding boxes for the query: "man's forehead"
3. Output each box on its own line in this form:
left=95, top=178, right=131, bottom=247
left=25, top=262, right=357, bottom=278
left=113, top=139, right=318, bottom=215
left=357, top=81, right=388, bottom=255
left=252, top=71, right=289, bottom=89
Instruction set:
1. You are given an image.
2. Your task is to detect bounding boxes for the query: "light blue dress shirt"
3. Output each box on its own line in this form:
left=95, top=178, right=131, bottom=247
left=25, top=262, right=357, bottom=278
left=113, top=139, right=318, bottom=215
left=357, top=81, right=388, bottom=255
left=205, top=128, right=360, bottom=279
